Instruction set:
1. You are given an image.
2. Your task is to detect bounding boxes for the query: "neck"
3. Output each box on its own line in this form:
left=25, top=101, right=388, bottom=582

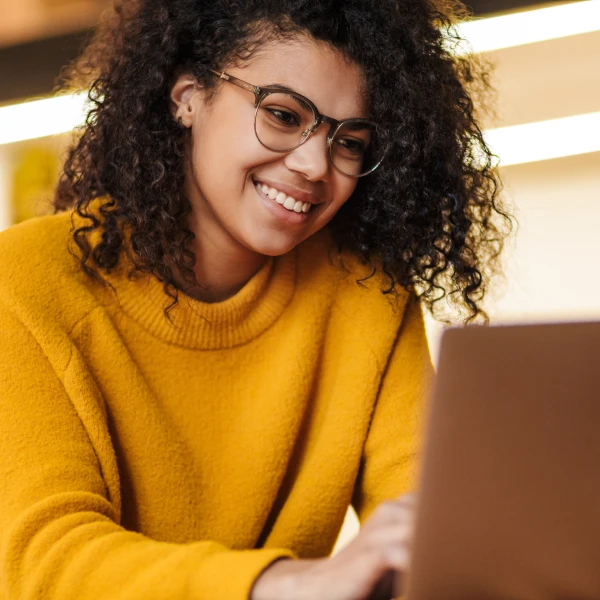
left=186, top=243, right=267, bottom=304
left=176, top=210, right=268, bottom=305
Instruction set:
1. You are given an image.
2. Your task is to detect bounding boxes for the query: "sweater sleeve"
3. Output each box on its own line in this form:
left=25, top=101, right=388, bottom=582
left=0, top=305, right=293, bottom=600
left=351, top=297, right=434, bottom=522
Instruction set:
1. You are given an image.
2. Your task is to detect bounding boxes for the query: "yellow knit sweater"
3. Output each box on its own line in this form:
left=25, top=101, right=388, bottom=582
left=0, top=209, right=432, bottom=600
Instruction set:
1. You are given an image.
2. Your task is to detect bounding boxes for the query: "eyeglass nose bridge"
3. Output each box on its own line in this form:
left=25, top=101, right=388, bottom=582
left=300, top=118, right=321, bottom=141
left=301, top=114, right=339, bottom=145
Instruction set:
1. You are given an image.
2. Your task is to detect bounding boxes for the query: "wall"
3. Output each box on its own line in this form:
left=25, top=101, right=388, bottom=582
left=493, top=153, right=600, bottom=323
left=0, top=0, right=106, bottom=48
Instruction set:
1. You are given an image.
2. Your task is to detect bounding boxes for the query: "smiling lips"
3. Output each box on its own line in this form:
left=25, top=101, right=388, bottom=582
left=256, top=182, right=313, bottom=213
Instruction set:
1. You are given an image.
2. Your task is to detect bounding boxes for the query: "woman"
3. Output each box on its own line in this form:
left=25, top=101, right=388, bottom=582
left=0, top=0, right=510, bottom=598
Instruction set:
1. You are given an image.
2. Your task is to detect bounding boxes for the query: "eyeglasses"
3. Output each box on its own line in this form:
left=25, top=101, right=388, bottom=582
left=209, top=69, right=389, bottom=177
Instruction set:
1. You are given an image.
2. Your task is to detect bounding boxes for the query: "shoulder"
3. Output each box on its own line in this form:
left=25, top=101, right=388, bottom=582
left=0, top=211, right=100, bottom=332
left=295, top=228, right=416, bottom=352
left=296, top=227, right=411, bottom=311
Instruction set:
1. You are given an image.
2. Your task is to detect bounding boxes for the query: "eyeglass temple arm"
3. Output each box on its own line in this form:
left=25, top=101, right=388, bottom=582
left=209, top=69, right=261, bottom=98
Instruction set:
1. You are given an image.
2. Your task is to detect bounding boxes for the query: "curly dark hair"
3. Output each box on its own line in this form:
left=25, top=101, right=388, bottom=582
left=54, top=0, right=512, bottom=323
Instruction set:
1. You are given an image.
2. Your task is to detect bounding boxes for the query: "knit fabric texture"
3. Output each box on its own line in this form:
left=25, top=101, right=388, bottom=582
left=0, top=209, right=432, bottom=600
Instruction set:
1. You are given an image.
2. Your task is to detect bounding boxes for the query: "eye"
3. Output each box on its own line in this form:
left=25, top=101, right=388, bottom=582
left=335, top=137, right=366, bottom=155
left=266, top=108, right=301, bottom=127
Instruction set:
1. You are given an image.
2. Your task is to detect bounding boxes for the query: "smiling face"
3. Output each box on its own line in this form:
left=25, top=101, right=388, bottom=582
left=171, top=35, right=367, bottom=259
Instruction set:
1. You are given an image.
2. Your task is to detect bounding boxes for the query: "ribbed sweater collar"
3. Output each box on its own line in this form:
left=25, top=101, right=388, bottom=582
left=107, top=251, right=296, bottom=350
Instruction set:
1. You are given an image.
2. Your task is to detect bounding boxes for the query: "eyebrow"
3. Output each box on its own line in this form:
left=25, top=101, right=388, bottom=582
left=262, top=82, right=367, bottom=121
left=263, top=83, right=313, bottom=113
left=265, top=82, right=299, bottom=94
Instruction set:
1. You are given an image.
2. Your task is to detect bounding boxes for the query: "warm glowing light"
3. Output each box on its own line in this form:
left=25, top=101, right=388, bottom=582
left=454, top=1, right=600, bottom=55
left=485, top=112, right=600, bottom=167
left=0, top=93, right=88, bottom=146
left=1, top=101, right=599, bottom=170
left=1, top=4, right=599, bottom=146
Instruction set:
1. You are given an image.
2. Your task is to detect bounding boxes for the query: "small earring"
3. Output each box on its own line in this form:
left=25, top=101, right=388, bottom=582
left=177, top=116, right=184, bottom=126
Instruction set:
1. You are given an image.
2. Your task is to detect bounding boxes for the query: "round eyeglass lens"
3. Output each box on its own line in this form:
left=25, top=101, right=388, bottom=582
left=329, top=120, right=385, bottom=177
left=255, top=91, right=316, bottom=153
left=254, top=91, right=387, bottom=177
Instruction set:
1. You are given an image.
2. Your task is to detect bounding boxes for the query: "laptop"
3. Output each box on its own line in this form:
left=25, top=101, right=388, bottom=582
left=403, top=321, right=600, bottom=600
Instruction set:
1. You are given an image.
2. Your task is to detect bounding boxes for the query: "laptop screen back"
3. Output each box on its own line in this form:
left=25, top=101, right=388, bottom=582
left=405, top=322, right=600, bottom=600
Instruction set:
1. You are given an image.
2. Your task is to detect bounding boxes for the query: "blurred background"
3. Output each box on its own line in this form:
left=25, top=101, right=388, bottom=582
left=1, top=0, right=598, bottom=328
left=0, top=0, right=598, bottom=551
left=2, top=0, right=598, bottom=330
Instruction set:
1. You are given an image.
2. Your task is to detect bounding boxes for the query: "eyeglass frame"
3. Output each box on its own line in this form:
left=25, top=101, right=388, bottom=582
left=208, top=69, right=388, bottom=177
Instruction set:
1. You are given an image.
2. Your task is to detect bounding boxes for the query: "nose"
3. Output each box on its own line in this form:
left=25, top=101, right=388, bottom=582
left=283, top=124, right=331, bottom=182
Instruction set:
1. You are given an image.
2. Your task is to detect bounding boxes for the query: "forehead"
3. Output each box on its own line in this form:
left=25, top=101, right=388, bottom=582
left=230, top=36, right=369, bottom=120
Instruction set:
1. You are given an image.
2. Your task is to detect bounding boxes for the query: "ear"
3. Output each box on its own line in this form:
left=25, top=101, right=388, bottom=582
left=170, top=72, right=202, bottom=127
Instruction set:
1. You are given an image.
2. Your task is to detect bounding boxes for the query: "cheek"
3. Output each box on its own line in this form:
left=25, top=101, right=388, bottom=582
left=190, top=129, right=258, bottom=192
left=331, top=178, right=359, bottom=213
left=195, top=125, right=275, bottom=185
left=308, top=178, right=357, bottom=235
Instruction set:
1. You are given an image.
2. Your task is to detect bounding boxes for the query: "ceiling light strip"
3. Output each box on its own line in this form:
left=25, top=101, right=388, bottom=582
left=1, top=3, right=599, bottom=145
left=485, top=112, right=600, bottom=167
left=0, top=93, right=88, bottom=146
left=454, top=1, right=600, bottom=55
left=1, top=107, right=599, bottom=169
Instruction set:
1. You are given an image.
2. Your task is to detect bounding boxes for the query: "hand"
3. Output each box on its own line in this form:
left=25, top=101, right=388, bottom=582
left=251, top=493, right=417, bottom=600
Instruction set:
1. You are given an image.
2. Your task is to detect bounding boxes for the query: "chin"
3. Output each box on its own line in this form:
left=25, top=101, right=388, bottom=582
left=251, top=242, right=297, bottom=258
left=243, top=233, right=300, bottom=258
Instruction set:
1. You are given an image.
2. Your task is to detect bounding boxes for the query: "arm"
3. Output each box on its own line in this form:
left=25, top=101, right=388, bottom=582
left=352, top=296, right=434, bottom=522
left=0, top=305, right=293, bottom=600
left=252, top=298, right=433, bottom=600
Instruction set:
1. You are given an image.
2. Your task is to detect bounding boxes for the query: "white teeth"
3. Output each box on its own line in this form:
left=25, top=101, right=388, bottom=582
left=256, top=181, right=313, bottom=214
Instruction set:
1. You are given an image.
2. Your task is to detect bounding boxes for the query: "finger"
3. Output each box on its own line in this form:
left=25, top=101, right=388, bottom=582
left=346, top=540, right=411, bottom=573
left=369, top=498, right=417, bottom=527
left=365, top=521, right=416, bottom=549
left=382, top=543, right=411, bottom=571
left=395, top=491, right=418, bottom=507
left=328, top=540, right=410, bottom=595
left=344, top=520, right=415, bottom=568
